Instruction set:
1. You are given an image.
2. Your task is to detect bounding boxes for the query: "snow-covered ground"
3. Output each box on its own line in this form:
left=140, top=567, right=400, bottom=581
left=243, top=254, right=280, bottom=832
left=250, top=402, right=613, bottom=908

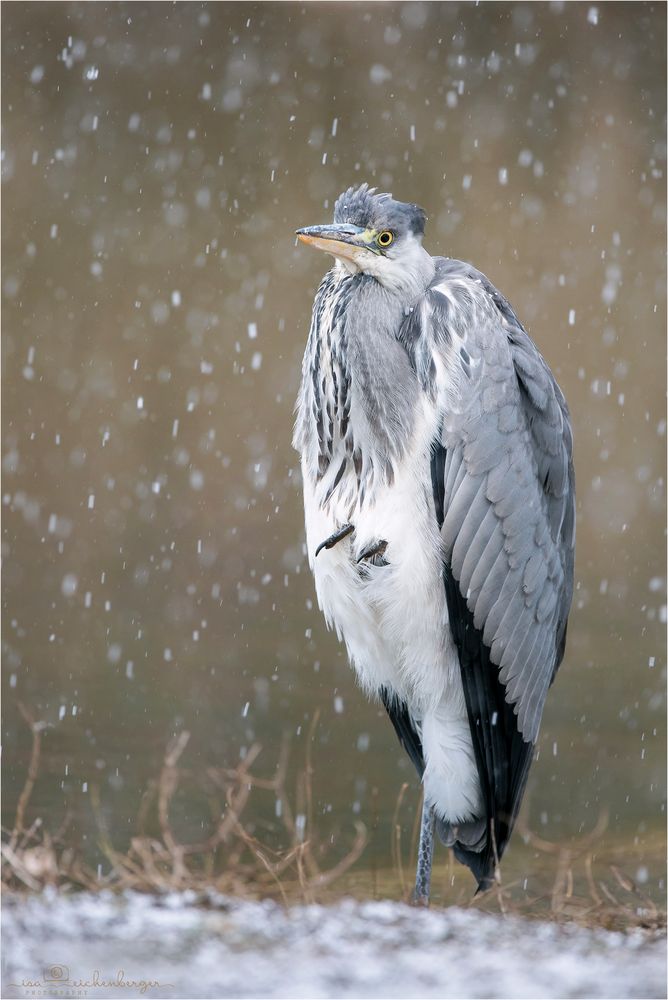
left=2, top=891, right=665, bottom=999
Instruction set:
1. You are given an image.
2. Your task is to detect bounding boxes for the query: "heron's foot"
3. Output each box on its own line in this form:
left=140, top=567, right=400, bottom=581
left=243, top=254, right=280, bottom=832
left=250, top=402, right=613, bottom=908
left=356, top=539, right=388, bottom=566
left=315, top=523, right=354, bottom=557
left=410, top=887, right=431, bottom=907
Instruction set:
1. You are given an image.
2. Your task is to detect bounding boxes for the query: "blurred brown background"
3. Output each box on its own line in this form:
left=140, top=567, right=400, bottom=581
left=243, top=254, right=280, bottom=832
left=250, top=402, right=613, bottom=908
left=2, top=2, right=665, bottom=900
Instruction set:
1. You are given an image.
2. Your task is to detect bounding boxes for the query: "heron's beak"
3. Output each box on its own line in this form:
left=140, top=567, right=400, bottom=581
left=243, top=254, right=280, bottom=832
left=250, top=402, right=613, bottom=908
left=295, top=224, right=377, bottom=263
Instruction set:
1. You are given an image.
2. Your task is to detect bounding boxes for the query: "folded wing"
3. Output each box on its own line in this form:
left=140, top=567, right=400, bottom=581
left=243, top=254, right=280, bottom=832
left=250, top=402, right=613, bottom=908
left=410, top=259, right=575, bottom=885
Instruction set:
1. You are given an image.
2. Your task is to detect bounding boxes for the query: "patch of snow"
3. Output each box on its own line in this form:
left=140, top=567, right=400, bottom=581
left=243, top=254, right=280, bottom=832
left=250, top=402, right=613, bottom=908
left=2, top=893, right=665, bottom=999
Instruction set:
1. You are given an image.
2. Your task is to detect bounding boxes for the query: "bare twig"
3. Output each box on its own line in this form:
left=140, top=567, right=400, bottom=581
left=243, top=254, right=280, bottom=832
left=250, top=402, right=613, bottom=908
left=0, top=843, right=41, bottom=890
left=309, top=821, right=367, bottom=889
left=9, top=704, right=42, bottom=851
left=391, top=783, right=409, bottom=899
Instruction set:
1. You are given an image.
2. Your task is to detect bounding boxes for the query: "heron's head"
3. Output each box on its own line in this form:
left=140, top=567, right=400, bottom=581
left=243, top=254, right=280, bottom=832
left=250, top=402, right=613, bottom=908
left=296, top=184, right=432, bottom=295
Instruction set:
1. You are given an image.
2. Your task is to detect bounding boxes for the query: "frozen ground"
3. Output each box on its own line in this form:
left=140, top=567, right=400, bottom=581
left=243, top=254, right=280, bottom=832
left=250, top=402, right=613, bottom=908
left=2, top=891, right=666, bottom=999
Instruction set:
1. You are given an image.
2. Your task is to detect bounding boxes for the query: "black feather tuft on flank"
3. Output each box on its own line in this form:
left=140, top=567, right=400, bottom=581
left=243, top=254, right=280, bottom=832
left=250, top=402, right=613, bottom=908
left=380, top=688, right=425, bottom=778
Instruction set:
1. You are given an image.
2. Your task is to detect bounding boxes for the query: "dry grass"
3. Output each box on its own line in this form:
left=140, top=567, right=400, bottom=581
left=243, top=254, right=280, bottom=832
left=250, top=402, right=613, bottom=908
left=1, top=704, right=365, bottom=903
left=2, top=703, right=665, bottom=935
left=465, top=811, right=665, bottom=932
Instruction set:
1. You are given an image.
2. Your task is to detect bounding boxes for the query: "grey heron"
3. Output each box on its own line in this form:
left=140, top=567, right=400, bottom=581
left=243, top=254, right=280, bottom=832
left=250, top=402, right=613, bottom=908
left=293, top=184, right=575, bottom=903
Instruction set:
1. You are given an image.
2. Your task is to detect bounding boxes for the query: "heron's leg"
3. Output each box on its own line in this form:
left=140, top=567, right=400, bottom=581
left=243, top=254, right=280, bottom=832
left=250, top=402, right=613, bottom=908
left=412, top=799, right=435, bottom=906
left=315, top=523, right=354, bottom=557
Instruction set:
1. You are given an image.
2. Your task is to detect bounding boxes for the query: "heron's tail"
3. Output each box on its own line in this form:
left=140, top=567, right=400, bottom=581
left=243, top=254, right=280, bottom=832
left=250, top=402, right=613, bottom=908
left=436, top=817, right=496, bottom=893
left=453, top=844, right=496, bottom=894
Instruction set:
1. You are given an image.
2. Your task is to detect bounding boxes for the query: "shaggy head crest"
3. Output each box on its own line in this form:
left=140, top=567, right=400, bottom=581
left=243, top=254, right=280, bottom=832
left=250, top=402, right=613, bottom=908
left=334, top=183, right=427, bottom=239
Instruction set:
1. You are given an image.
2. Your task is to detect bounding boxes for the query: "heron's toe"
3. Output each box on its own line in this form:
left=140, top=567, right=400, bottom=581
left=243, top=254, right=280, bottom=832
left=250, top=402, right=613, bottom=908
left=356, top=539, right=388, bottom=566
left=315, top=522, right=354, bottom=557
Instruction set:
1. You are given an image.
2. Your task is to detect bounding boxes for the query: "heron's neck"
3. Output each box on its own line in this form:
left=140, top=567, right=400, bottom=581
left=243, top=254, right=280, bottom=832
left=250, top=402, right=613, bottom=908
left=295, top=267, right=421, bottom=510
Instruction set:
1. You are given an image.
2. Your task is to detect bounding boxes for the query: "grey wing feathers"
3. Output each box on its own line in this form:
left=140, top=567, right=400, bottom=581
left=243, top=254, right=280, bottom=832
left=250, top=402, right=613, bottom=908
left=429, top=260, right=575, bottom=744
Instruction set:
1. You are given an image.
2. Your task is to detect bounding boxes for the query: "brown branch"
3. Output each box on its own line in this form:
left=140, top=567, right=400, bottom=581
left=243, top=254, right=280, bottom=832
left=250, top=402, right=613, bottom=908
left=308, top=821, right=367, bottom=890
left=9, top=704, right=42, bottom=851
left=391, top=782, right=409, bottom=899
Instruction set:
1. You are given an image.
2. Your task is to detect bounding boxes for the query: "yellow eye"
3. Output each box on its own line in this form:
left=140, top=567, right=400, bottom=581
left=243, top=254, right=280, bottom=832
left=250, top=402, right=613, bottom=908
left=377, top=230, right=394, bottom=248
